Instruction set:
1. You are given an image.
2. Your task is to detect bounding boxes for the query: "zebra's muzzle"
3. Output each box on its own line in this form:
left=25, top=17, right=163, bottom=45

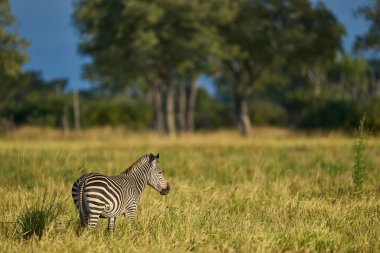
left=160, top=183, right=170, bottom=195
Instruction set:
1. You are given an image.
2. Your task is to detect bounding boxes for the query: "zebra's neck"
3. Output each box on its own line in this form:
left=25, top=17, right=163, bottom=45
left=120, top=159, right=150, bottom=195
left=127, top=171, right=149, bottom=195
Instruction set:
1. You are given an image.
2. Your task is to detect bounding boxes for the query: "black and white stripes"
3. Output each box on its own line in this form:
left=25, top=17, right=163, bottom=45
left=71, top=153, right=170, bottom=231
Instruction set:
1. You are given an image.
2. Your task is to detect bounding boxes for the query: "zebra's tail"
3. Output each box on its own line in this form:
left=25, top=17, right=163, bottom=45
left=79, top=175, right=88, bottom=227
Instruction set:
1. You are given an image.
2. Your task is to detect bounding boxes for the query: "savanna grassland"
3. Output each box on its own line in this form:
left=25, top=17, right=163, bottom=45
left=0, top=127, right=379, bottom=252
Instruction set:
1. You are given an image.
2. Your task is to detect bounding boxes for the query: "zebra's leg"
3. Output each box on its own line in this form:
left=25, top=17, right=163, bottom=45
left=86, top=211, right=101, bottom=229
left=107, top=217, right=116, bottom=232
left=124, top=209, right=137, bottom=222
left=124, top=200, right=138, bottom=222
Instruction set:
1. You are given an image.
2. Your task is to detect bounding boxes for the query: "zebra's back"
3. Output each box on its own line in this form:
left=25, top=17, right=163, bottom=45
left=72, top=173, right=130, bottom=220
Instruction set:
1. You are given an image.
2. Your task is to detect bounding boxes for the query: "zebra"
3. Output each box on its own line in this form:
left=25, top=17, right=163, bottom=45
left=71, top=153, right=170, bottom=231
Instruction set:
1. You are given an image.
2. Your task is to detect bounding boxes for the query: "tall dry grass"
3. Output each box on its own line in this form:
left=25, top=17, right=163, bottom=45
left=0, top=128, right=379, bottom=252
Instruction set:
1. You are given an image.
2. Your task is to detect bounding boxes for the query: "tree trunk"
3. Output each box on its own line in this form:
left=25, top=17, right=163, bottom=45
left=185, top=78, right=197, bottom=133
left=178, top=83, right=187, bottom=134
left=164, top=83, right=176, bottom=136
left=152, top=80, right=164, bottom=134
left=308, top=68, right=325, bottom=97
left=61, top=105, right=69, bottom=136
left=234, top=92, right=251, bottom=136
left=73, top=90, right=81, bottom=132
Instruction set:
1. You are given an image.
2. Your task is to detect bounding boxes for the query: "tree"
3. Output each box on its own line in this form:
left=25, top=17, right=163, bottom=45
left=0, top=0, right=29, bottom=130
left=328, top=53, right=371, bottom=100
left=73, top=0, right=223, bottom=135
left=213, top=0, right=344, bottom=136
left=0, top=0, right=28, bottom=77
left=354, top=0, right=380, bottom=53
left=0, top=71, right=71, bottom=129
left=354, top=0, right=380, bottom=96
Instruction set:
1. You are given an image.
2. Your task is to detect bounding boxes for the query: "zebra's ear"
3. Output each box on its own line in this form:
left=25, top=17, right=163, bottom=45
left=156, top=153, right=160, bottom=163
left=149, top=153, right=155, bottom=163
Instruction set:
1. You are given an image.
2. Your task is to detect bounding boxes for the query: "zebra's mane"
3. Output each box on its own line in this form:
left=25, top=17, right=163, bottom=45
left=122, top=154, right=153, bottom=175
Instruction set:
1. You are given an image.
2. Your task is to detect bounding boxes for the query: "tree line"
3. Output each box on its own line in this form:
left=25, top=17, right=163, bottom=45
left=1, top=0, right=380, bottom=135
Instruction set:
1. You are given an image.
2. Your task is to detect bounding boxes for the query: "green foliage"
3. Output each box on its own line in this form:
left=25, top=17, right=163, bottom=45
left=2, top=0, right=380, bottom=134
left=17, top=190, right=66, bottom=240
left=0, top=0, right=29, bottom=77
left=250, top=100, right=288, bottom=126
left=82, top=97, right=153, bottom=129
left=362, top=98, right=380, bottom=132
left=297, top=99, right=362, bottom=131
left=73, top=0, right=219, bottom=88
left=215, top=0, right=345, bottom=92
left=352, top=116, right=373, bottom=189
left=354, top=0, right=380, bottom=52
left=327, top=53, right=371, bottom=99
left=194, top=88, right=235, bottom=129
left=0, top=0, right=29, bottom=131
left=0, top=71, right=69, bottom=130
left=72, top=0, right=346, bottom=134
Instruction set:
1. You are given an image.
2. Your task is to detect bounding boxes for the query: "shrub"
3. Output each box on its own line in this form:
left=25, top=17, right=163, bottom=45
left=362, top=98, right=380, bottom=133
left=17, top=190, right=66, bottom=240
left=250, top=100, right=288, bottom=126
left=297, top=99, right=362, bottom=131
left=352, top=116, right=373, bottom=189
left=82, top=98, right=153, bottom=129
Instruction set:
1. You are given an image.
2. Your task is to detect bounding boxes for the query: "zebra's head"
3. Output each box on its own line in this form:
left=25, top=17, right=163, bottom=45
left=147, top=153, right=170, bottom=195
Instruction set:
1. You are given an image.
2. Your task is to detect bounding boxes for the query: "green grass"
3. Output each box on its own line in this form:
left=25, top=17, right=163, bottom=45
left=0, top=128, right=379, bottom=252
left=17, top=189, right=66, bottom=240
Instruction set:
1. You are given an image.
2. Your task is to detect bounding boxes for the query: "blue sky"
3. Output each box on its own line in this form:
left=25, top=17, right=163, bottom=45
left=10, top=0, right=91, bottom=90
left=10, top=0, right=372, bottom=90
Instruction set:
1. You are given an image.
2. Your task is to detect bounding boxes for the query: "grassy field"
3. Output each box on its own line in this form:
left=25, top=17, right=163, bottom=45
left=0, top=127, right=379, bottom=252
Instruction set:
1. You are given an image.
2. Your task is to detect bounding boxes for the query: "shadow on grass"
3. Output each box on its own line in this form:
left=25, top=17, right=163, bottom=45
left=17, top=189, right=66, bottom=240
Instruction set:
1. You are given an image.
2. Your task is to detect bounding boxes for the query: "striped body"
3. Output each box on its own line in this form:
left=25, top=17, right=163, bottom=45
left=71, top=153, right=170, bottom=231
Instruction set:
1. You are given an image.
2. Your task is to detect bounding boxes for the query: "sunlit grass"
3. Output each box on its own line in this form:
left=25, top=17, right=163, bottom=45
left=0, top=128, right=379, bottom=252
left=18, top=193, right=65, bottom=240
